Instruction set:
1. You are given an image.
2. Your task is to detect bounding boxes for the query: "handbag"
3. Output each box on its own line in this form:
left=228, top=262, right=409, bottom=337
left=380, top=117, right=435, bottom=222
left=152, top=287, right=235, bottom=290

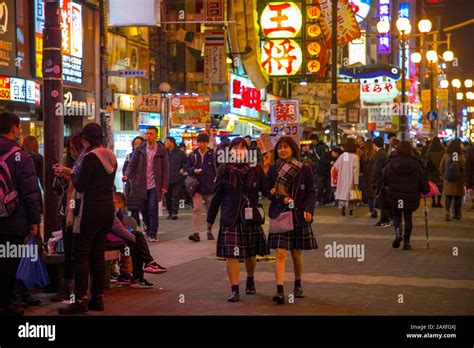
left=184, top=175, right=200, bottom=197
left=349, top=188, right=363, bottom=202
left=268, top=210, right=294, bottom=234
left=16, top=236, right=50, bottom=289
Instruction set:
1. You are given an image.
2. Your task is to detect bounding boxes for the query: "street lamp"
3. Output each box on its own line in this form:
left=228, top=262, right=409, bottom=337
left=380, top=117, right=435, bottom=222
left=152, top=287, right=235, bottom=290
left=376, top=20, right=390, bottom=35
left=418, top=19, right=432, bottom=33
left=465, top=79, right=473, bottom=88
left=456, top=92, right=464, bottom=100
left=411, top=52, right=422, bottom=64
left=440, top=80, right=449, bottom=89
left=443, top=50, right=454, bottom=62
left=426, top=50, right=438, bottom=63
left=159, top=81, right=171, bottom=138
left=452, top=79, right=461, bottom=89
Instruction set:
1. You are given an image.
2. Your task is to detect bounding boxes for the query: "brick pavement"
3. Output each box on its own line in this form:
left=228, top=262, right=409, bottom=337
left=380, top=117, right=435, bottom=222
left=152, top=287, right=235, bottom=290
left=26, top=200, right=474, bottom=315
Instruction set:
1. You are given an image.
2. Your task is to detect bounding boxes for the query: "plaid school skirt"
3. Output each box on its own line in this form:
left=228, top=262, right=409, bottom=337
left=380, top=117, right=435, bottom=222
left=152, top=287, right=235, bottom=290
left=268, top=224, right=318, bottom=251
left=216, top=223, right=270, bottom=259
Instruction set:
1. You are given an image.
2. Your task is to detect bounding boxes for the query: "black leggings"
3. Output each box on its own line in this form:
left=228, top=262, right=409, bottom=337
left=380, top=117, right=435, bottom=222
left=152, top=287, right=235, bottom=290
left=445, top=195, right=462, bottom=217
left=392, top=210, right=413, bottom=243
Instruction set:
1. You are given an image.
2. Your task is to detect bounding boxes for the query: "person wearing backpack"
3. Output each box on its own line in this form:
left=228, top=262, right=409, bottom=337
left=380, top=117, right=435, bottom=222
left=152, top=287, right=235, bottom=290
left=0, top=112, right=42, bottom=316
left=440, top=139, right=465, bottom=221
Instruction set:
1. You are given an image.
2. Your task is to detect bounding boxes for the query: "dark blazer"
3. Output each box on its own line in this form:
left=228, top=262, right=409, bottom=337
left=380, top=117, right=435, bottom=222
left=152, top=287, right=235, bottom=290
left=185, top=148, right=216, bottom=195
left=207, top=165, right=265, bottom=227
left=264, top=163, right=316, bottom=227
left=125, top=141, right=169, bottom=203
left=465, top=145, right=474, bottom=190
left=382, top=155, right=430, bottom=212
left=167, top=147, right=187, bottom=184
left=372, top=148, right=388, bottom=192
left=0, top=136, right=42, bottom=236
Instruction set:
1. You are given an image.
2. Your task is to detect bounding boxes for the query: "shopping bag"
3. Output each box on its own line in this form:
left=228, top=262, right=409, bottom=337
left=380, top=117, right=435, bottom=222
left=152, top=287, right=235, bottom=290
left=420, top=181, right=440, bottom=198
left=349, top=189, right=363, bottom=202
left=16, top=236, right=50, bottom=289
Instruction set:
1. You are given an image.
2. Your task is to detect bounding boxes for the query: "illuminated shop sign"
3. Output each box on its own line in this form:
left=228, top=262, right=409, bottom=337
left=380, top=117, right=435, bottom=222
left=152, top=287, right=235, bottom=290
left=35, top=0, right=83, bottom=84
left=349, top=0, right=372, bottom=23
left=0, top=76, right=41, bottom=104
left=378, top=0, right=390, bottom=54
left=230, top=73, right=265, bottom=118
left=260, top=2, right=303, bottom=76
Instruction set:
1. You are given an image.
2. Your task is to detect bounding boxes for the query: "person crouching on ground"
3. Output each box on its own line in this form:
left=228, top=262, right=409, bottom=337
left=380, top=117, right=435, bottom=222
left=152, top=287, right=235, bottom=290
left=382, top=141, right=430, bottom=250
left=264, top=136, right=317, bottom=305
left=207, top=137, right=269, bottom=302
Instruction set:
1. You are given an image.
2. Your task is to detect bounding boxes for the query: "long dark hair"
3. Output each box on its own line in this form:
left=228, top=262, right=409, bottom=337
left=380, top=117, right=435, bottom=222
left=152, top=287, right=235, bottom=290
left=131, top=136, right=145, bottom=151
left=65, top=132, right=85, bottom=168
left=428, top=137, right=444, bottom=153
left=447, top=139, right=462, bottom=155
left=344, top=138, right=357, bottom=154
left=273, top=136, right=301, bottom=161
left=396, top=141, right=414, bottom=157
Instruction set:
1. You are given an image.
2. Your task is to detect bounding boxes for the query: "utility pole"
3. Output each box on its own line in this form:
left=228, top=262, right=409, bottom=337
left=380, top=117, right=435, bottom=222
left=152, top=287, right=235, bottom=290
left=330, top=0, right=338, bottom=147
left=43, top=0, right=63, bottom=242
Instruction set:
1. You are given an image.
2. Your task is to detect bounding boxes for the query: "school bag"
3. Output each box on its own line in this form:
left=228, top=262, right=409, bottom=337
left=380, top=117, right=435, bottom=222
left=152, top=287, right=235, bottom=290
left=444, top=155, right=461, bottom=181
left=0, top=146, right=21, bottom=218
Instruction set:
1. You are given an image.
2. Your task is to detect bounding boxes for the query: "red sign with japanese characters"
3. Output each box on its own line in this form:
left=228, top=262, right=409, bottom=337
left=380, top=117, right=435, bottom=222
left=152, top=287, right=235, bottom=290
left=230, top=73, right=264, bottom=118
left=270, top=99, right=300, bottom=124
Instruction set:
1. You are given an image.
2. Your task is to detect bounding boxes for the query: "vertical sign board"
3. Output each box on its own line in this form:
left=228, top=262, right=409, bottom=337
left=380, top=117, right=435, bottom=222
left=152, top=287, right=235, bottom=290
left=230, top=73, right=263, bottom=118
left=0, top=0, right=17, bottom=76
left=205, top=0, right=224, bottom=22
left=204, top=31, right=226, bottom=85
left=378, top=0, right=390, bottom=54
left=348, top=30, right=366, bottom=66
left=398, top=3, right=410, bottom=79
left=35, top=0, right=83, bottom=84
left=270, top=99, right=301, bottom=144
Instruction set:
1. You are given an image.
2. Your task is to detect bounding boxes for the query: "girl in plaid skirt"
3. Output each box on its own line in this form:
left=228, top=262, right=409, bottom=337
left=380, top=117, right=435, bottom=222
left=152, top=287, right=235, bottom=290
left=207, top=137, right=269, bottom=303
left=264, top=136, right=317, bottom=305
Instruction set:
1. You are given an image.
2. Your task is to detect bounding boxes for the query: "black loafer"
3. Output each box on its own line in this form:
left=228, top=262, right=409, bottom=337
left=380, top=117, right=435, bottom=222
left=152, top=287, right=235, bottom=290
left=273, top=292, right=284, bottom=305
left=227, top=291, right=240, bottom=302
left=392, top=236, right=403, bottom=249
left=245, top=286, right=256, bottom=295
left=294, top=287, right=304, bottom=298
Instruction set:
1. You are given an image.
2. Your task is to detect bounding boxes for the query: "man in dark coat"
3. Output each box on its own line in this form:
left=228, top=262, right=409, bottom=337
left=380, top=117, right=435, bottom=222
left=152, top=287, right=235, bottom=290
left=372, top=137, right=391, bottom=227
left=123, top=126, right=169, bottom=242
left=185, top=133, right=216, bottom=242
left=164, top=136, right=187, bottom=220
left=465, top=143, right=474, bottom=209
left=315, top=147, right=341, bottom=205
left=0, top=113, right=41, bottom=316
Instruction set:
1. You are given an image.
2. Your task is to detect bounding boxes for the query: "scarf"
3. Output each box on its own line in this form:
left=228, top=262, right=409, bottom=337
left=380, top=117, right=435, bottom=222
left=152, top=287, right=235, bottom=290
left=227, top=163, right=251, bottom=189
left=275, top=158, right=303, bottom=198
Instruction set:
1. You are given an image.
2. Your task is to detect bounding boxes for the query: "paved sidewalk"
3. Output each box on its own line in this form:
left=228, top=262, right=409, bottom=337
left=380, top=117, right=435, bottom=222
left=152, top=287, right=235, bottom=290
left=27, top=200, right=474, bottom=315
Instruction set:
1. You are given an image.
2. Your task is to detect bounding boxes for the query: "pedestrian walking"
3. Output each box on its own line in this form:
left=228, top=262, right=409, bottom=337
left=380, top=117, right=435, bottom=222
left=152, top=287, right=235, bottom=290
left=207, top=137, right=268, bottom=302
left=122, top=136, right=145, bottom=227
left=465, top=142, right=474, bottom=209
left=440, top=139, right=465, bottom=221
left=315, top=147, right=341, bottom=205
left=59, top=123, right=117, bottom=314
left=164, top=136, right=187, bottom=220
left=382, top=141, right=430, bottom=250
left=123, top=126, right=169, bottom=242
left=0, top=113, right=42, bottom=316
left=50, top=133, right=84, bottom=302
left=422, top=137, right=445, bottom=208
left=185, top=133, right=217, bottom=242
left=265, top=136, right=317, bottom=304
left=332, top=139, right=360, bottom=217
left=360, top=139, right=377, bottom=218
left=372, top=137, right=391, bottom=227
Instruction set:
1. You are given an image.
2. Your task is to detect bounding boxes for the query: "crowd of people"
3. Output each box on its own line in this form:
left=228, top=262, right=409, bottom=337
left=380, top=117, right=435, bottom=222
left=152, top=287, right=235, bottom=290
left=1, top=111, right=474, bottom=315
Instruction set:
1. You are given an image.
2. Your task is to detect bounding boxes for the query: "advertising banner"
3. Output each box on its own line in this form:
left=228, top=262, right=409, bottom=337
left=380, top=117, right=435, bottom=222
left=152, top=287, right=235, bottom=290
left=0, top=0, right=17, bottom=76
left=204, top=30, right=226, bottom=85
left=171, top=96, right=211, bottom=126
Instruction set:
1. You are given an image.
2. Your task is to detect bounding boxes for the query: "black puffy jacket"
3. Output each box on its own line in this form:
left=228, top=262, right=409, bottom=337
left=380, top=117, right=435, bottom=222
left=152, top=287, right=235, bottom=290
left=0, top=136, right=42, bottom=236
left=382, top=155, right=430, bottom=212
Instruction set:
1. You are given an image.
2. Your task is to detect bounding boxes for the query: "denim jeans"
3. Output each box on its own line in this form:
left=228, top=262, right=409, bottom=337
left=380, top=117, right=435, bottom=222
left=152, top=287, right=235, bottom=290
left=140, top=188, right=158, bottom=236
left=368, top=197, right=376, bottom=213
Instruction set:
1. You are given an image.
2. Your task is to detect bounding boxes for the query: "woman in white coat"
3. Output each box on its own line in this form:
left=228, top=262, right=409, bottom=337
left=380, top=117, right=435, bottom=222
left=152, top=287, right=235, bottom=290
left=331, top=140, right=360, bottom=216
